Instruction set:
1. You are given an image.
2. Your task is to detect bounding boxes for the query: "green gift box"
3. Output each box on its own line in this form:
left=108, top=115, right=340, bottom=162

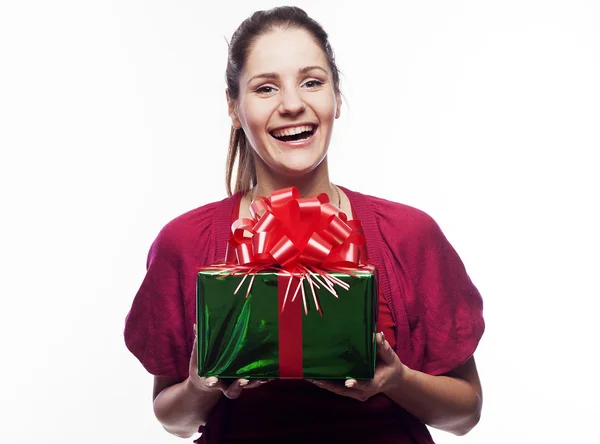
left=196, top=269, right=377, bottom=379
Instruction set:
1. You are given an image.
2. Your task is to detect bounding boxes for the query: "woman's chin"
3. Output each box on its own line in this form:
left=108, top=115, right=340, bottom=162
left=273, top=166, right=317, bottom=179
left=274, top=157, right=327, bottom=178
left=254, top=141, right=328, bottom=180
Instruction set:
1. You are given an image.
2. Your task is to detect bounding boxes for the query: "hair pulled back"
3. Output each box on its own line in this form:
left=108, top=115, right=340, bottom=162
left=225, top=6, right=341, bottom=196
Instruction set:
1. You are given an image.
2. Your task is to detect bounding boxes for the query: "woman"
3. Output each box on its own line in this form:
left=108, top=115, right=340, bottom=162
left=124, top=6, right=484, bottom=443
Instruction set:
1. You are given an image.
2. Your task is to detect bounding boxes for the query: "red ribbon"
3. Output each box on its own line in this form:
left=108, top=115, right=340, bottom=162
left=278, top=274, right=303, bottom=378
left=225, top=187, right=366, bottom=271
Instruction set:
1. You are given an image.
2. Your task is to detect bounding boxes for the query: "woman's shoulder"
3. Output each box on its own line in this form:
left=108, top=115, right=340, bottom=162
left=342, top=186, right=440, bottom=240
left=149, top=194, right=237, bottom=258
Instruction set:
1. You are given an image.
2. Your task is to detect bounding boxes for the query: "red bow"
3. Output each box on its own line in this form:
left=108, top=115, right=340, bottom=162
left=225, top=187, right=365, bottom=268
left=203, top=187, right=372, bottom=314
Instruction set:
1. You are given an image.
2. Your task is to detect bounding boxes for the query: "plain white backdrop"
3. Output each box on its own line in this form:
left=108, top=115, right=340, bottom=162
left=1, top=0, right=599, bottom=442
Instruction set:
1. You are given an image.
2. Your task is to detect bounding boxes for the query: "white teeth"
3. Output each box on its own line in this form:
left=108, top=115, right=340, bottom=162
left=271, top=125, right=315, bottom=138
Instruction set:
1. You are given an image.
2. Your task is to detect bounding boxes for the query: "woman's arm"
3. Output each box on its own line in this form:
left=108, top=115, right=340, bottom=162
left=309, top=333, right=482, bottom=436
left=152, top=331, right=269, bottom=438
left=384, top=354, right=482, bottom=435
left=152, top=376, right=222, bottom=438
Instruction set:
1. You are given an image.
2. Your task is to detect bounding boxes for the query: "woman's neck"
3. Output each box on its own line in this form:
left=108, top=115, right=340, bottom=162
left=251, top=158, right=335, bottom=201
left=238, top=160, right=351, bottom=220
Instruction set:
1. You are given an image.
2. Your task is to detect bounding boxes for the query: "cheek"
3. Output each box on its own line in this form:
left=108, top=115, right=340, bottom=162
left=318, top=104, right=338, bottom=124
left=314, top=93, right=338, bottom=122
left=242, top=100, right=272, bottom=130
left=239, top=101, right=275, bottom=153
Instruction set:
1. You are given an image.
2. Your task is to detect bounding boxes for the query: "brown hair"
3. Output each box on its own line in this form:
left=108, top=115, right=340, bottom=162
left=225, top=6, right=341, bottom=196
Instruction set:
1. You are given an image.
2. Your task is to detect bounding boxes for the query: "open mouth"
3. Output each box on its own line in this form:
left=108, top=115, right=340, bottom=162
left=270, top=124, right=317, bottom=142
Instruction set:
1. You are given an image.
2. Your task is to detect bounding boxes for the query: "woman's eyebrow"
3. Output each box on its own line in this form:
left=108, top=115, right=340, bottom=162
left=247, top=72, right=278, bottom=83
left=247, top=66, right=328, bottom=84
left=299, top=65, right=328, bottom=75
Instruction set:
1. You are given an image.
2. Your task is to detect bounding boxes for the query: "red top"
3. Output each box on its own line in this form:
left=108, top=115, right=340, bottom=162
left=124, top=186, right=485, bottom=443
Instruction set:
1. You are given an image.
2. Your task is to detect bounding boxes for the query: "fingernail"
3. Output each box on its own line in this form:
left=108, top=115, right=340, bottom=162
left=239, top=379, right=249, bottom=387
left=206, top=377, right=218, bottom=387
left=380, top=331, right=385, bottom=343
left=345, top=379, right=356, bottom=388
left=193, top=324, right=197, bottom=335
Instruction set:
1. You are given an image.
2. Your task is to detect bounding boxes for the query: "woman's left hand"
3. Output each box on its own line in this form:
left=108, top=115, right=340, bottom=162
left=307, top=332, right=407, bottom=401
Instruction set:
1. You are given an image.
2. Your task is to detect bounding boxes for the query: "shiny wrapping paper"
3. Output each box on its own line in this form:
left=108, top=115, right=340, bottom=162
left=197, top=269, right=377, bottom=379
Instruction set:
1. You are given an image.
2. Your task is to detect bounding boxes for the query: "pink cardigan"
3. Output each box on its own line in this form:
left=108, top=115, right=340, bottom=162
left=124, top=186, right=484, bottom=442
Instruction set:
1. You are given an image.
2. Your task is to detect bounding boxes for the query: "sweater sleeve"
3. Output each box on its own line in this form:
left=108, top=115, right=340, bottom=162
left=407, top=213, right=485, bottom=376
left=124, top=224, right=189, bottom=379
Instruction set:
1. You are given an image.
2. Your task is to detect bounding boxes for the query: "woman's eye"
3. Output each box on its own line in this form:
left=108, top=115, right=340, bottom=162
left=255, top=86, right=276, bottom=94
left=303, top=80, right=324, bottom=89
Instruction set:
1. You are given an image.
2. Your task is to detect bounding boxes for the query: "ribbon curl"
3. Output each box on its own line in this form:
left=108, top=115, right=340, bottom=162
left=204, top=187, right=373, bottom=314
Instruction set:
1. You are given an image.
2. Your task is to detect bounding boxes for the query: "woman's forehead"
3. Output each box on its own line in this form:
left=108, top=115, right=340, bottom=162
left=244, top=28, right=329, bottom=77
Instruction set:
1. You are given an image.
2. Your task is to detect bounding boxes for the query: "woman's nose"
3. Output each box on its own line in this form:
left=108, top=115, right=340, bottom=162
left=278, top=88, right=306, bottom=115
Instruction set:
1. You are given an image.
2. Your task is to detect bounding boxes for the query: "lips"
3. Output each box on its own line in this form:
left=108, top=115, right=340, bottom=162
left=269, top=124, right=317, bottom=143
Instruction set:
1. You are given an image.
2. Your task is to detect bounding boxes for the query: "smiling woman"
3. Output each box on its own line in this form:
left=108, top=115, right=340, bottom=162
left=124, top=6, right=485, bottom=444
left=227, top=27, right=340, bottom=186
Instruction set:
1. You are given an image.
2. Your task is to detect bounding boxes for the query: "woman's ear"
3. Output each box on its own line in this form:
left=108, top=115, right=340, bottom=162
left=226, top=89, right=242, bottom=129
left=335, top=92, right=342, bottom=119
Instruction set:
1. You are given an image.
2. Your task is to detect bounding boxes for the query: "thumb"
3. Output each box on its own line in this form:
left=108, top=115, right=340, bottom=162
left=376, top=332, right=397, bottom=366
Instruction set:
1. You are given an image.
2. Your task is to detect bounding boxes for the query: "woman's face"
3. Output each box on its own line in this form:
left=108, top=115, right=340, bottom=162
left=229, top=27, right=341, bottom=179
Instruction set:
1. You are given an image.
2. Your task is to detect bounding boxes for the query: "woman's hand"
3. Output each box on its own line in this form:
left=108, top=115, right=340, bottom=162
left=307, top=332, right=406, bottom=401
left=188, top=324, right=270, bottom=399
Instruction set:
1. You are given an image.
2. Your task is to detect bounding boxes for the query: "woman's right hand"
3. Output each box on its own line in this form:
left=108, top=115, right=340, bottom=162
left=188, top=325, right=270, bottom=399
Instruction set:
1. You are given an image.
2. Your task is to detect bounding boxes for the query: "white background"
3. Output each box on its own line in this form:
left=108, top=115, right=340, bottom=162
left=1, top=0, right=599, bottom=442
